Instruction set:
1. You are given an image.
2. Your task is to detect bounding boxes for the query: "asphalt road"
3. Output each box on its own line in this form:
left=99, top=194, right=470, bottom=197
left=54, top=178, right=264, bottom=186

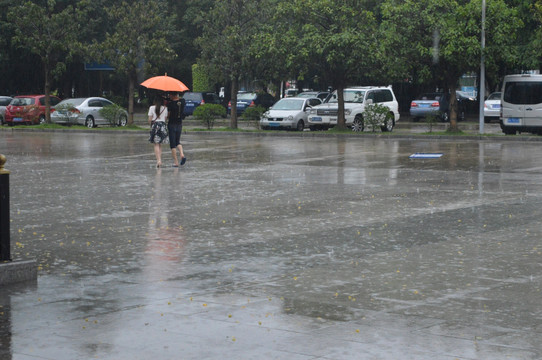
left=0, top=130, right=541, bottom=359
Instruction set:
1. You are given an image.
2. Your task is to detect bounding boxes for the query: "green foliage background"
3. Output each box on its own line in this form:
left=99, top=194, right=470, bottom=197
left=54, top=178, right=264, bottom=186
left=192, top=64, right=212, bottom=92
left=1, top=0, right=540, bottom=128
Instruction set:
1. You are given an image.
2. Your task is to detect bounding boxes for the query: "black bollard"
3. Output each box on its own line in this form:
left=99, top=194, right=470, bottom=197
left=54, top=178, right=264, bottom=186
left=0, top=154, right=10, bottom=261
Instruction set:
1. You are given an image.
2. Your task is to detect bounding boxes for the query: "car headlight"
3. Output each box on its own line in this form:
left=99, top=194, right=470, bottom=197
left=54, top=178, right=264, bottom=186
left=310, top=109, right=317, bottom=114
left=287, top=115, right=294, bottom=121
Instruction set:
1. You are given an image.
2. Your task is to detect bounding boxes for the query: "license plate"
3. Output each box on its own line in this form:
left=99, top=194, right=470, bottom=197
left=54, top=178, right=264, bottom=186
left=508, top=118, right=520, bottom=123
left=311, top=117, right=322, bottom=122
left=492, top=104, right=501, bottom=109
left=269, top=122, right=279, bottom=127
left=420, top=104, right=430, bottom=107
left=14, top=117, right=23, bottom=122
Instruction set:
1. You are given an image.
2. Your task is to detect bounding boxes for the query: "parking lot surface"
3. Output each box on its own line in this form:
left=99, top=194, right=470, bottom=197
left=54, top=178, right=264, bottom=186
left=0, top=130, right=541, bottom=359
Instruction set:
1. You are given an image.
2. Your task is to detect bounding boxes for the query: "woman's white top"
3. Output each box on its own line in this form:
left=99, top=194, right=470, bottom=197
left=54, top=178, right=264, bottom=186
left=148, top=105, right=168, bottom=122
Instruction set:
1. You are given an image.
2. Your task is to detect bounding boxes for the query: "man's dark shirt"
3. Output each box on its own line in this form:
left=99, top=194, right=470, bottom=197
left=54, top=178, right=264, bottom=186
left=167, top=98, right=185, bottom=125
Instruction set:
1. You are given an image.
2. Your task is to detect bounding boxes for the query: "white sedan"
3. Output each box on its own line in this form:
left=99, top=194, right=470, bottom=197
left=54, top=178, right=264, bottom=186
left=51, top=97, right=128, bottom=128
left=483, top=92, right=501, bottom=123
left=260, top=97, right=321, bottom=131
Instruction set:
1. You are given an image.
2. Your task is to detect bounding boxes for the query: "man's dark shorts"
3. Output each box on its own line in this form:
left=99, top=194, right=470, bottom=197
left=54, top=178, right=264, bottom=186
left=168, top=123, right=183, bottom=148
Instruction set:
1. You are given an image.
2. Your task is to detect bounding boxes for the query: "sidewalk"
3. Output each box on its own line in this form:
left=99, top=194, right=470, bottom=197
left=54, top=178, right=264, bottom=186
left=132, top=111, right=504, bottom=135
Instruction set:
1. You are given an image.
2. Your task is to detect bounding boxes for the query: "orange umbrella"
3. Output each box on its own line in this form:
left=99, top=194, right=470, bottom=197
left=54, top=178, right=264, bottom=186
left=140, top=73, right=189, bottom=92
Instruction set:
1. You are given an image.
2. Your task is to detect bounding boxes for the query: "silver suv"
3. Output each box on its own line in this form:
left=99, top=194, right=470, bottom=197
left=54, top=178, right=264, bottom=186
left=307, top=86, right=400, bottom=131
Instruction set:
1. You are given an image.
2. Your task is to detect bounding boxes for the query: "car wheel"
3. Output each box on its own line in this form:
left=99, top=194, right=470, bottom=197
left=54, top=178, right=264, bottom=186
left=39, top=115, right=46, bottom=124
left=296, top=120, right=304, bottom=131
left=85, top=116, right=95, bottom=128
left=380, top=113, right=394, bottom=132
left=118, top=114, right=127, bottom=127
left=352, top=115, right=364, bottom=132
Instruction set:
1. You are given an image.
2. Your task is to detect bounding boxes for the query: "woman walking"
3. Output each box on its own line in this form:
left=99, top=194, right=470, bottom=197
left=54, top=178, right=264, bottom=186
left=148, top=96, right=169, bottom=168
left=167, top=92, right=186, bottom=167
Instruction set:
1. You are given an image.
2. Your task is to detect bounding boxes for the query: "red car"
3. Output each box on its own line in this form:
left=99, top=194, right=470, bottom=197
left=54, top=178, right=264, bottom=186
left=4, top=95, right=61, bottom=126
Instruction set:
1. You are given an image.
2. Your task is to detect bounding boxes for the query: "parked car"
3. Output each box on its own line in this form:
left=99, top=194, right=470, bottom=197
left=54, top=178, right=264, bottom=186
left=228, top=92, right=275, bottom=115
left=500, top=74, right=542, bottom=135
left=0, top=96, right=13, bottom=125
left=410, top=93, right=449, bottom=122
left=483, top=92, right=501, bottom=123
left=183, top=92, right=222, bottom=116
left=297, top=91, right=330, bottom=101
left=4, top=95, right=61, bottom=126
left=455, top=90, right=477, bottom=121
left=284, top=88, right=299, bottom=97
left=307, top=86, right=400, bottom=131
left=260, top=97, right=322, bottom=131
left=50, top=97, right=128, bottom=128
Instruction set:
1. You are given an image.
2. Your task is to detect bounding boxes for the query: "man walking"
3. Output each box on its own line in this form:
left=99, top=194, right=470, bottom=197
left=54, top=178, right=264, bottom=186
left=167, top=92, right=186, bottom=167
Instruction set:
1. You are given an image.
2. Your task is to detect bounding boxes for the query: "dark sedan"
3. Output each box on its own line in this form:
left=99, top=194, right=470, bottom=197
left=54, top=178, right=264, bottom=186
left=183, top=92, right=222, bottom=116
left=228, top=92, right=275, bottom=115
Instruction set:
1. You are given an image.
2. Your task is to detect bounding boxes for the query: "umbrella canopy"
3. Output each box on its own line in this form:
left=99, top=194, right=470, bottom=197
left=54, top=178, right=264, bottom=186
left=140, top=74, right=189, bottom=92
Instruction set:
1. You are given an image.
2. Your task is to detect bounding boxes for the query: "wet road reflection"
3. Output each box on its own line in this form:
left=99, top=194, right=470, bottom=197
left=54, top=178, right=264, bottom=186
left=1, top=131, right=541, bottom=359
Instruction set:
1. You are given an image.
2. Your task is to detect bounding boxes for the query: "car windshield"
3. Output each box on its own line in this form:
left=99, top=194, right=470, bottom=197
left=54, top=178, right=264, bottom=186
left=328, top=90, right=366, bottom=103
left=11, top=98, right=34, bottom=106
left=237, top=93, right=257, bottom=100
left=297, top=93, right=316, bottom=98
left=183, top=93, right=202, bottom=101
left=457, top=91, right=476, bottom=100
left=271, top=99, right=304, bottom=110
left=487, top=93, right=501, bottom=101
left=417, top=93, right=442, bottom=101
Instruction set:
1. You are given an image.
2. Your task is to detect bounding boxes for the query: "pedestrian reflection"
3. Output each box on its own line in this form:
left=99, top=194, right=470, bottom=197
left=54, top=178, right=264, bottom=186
left=144, top=169, right=185, bottom=281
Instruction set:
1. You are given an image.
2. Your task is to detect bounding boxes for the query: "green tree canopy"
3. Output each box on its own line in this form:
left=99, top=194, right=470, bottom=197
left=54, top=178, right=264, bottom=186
left=8, top=0, right=81, bottom=122
left=196, top=0, right=272, bottom=128
left=97, top=0, right=176, bottom=124
left=382, top=0, right=521, bottom=130
left=275, top=0, right=380, bottom=129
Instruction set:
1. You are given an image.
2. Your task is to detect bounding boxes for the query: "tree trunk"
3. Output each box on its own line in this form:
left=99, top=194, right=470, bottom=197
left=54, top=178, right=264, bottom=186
left=336, top=85, right=346, bottom=129
left=44, top=61, right=51, bottom=124
left=128, top=71, right=135, bottom=125
left=230, top=77, right=239, bottom=129
left=447, top=78, right=459, bottom=132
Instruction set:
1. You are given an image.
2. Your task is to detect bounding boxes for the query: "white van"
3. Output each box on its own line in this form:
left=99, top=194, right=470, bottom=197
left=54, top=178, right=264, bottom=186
left=501, top=74, right=542, bottom=135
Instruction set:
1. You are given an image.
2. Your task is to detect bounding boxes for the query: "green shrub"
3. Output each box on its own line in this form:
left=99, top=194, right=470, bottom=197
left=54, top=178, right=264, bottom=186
left=100, top=104, right=128, bottom=126
left=362, top=103, right=389, bottom=132
left=425, top=113, right=440, bottom=133
left=241, top=106, right=266, bottom=129
left=193, top=104, right=226, bottom=129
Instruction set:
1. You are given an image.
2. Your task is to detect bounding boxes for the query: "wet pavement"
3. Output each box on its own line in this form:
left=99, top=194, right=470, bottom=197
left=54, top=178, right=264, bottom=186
left=0, top=130, right=541, bottom=359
